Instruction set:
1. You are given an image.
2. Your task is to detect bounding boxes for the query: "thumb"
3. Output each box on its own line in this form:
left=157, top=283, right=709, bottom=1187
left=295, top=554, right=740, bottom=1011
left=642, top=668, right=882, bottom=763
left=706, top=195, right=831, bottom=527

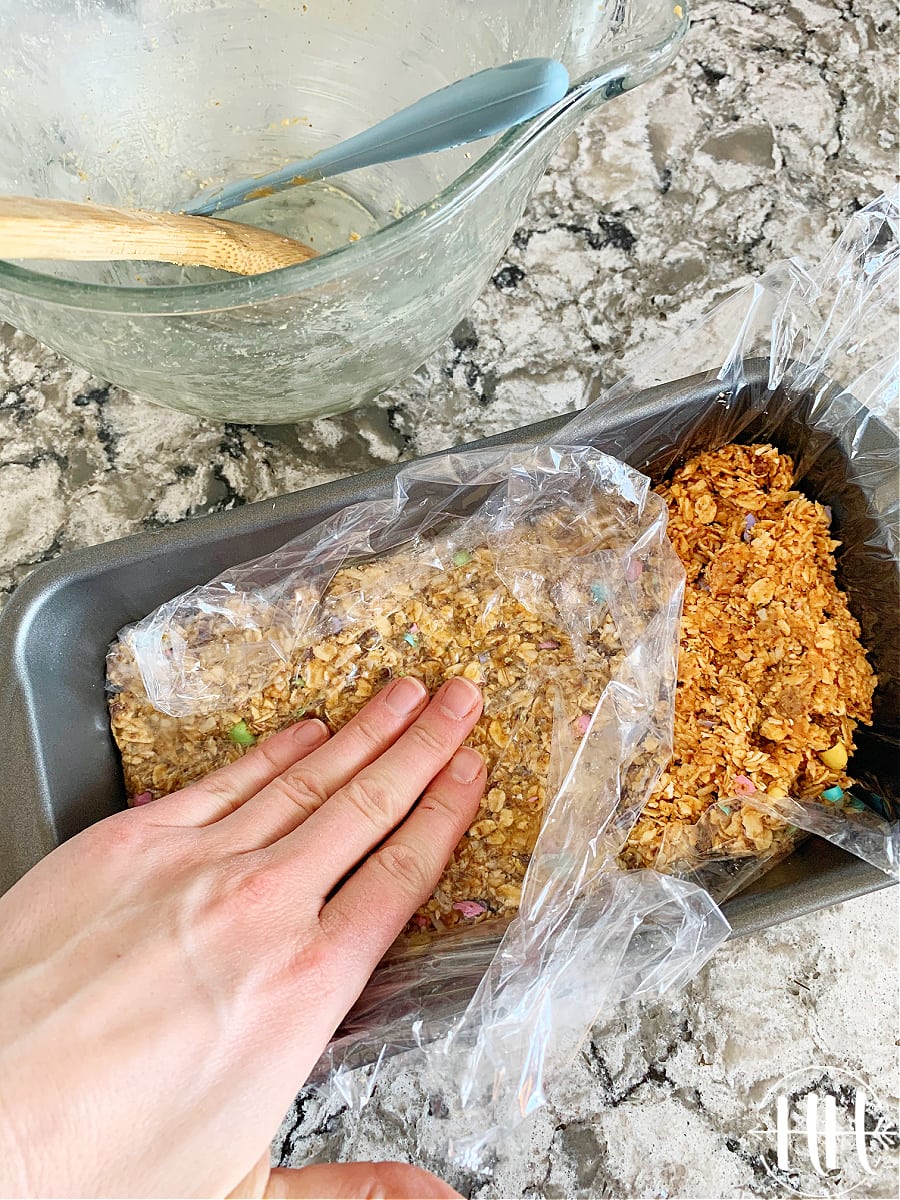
left=262, top=1161, right=463, bottom=1199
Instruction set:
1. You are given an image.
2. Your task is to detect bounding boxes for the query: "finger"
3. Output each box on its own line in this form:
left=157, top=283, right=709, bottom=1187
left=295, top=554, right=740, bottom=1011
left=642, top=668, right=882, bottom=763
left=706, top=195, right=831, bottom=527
left=227, top=1150, right=271, bottom=1198
left=322, top=746, right=486, bottom=968
left=144, top=720, right=330, bottom=827
left=278, top=678, right=483, bottom=888
left=220, top=675, right=430, bottom=847
left=263, top=1162, right=463, bottom=1199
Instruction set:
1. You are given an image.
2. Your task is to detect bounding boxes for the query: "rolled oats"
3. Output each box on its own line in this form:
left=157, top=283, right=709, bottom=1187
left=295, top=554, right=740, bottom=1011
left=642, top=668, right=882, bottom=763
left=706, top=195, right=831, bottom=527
left=620, top=443, right=876, bottom=872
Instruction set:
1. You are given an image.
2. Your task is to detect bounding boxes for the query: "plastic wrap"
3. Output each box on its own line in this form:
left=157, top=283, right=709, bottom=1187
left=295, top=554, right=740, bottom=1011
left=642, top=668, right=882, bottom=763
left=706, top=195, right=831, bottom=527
left=558, top=188, right=899, bottom=904
left=112, top=442, right=732, bottom=1167
left=114, top=440, right=717, bottom=930
left=111, top=190, right=898, bottom=1172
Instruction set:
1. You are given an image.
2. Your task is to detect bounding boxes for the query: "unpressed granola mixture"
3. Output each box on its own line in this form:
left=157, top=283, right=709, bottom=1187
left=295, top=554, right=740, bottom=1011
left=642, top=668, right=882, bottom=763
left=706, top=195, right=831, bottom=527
left=620, top=442, right=876, bottom=873
left=108, top=442, right=877, bottom=928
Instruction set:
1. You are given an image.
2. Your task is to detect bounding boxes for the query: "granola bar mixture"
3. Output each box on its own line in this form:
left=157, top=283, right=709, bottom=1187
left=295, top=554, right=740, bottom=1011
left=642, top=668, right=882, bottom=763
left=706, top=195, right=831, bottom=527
left=108, top=441, right=877, bottom=927
left=108, top=494, right=649, bottom=934
left=620, top=443, right=876, bottom=872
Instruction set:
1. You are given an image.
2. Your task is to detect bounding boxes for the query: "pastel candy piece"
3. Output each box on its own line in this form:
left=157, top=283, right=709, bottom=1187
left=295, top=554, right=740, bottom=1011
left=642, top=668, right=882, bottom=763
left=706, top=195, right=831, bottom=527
left=822, top=785, right=844, bottom=803
left=819, top=743, right=848, bottom=771
left=732, top=774, right=757, bottom=796
left=452, top=900, right=486, bottom=919
left=228, top=720, right=256, bottom=746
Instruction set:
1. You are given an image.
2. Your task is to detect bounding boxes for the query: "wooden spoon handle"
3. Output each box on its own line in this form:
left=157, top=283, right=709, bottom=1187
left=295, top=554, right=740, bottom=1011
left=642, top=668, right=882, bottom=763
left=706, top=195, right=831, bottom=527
left=0, top=195, right=317, bottom=275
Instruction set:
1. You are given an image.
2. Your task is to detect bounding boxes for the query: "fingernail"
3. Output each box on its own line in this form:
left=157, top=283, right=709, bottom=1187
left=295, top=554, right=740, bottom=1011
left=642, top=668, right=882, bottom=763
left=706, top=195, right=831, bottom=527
left=293, top=718, right=329, bottom=746
left=385, top=675, right=428, bottom=715
left=439, top=677, right=481, bottom=720
left=449, top=746, right=483, bottom=784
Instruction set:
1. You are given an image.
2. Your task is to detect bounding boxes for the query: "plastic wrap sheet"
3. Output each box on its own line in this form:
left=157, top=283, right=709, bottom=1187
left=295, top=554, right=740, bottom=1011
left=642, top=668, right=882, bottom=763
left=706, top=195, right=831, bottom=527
left=559, top=189, right=899, bottom=904
left=320, top=192, right=899, bottom=1161
left=114, top=191, right=898, bottom=1171
left=115, top=440, right=731, bottom=1167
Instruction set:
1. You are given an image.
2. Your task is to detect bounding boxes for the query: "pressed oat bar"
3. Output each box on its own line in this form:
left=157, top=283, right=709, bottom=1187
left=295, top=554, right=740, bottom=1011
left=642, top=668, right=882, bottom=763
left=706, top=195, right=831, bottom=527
left=108, top=489, right=650, bottom=935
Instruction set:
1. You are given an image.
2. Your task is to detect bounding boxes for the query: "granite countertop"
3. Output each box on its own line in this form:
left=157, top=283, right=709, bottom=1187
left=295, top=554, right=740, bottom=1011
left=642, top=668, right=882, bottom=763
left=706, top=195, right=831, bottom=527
left=1, top=0, right=897, bottom=1196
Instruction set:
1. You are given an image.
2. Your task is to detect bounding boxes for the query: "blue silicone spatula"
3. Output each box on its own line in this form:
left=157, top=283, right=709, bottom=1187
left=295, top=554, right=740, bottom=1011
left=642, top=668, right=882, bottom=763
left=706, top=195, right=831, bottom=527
left=183, top=58, right=569, bottom=217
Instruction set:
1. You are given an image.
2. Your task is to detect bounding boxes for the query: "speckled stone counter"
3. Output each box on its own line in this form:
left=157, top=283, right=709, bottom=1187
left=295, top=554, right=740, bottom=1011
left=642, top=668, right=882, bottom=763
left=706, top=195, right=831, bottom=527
left=1, top=1, right=897, bottom=1196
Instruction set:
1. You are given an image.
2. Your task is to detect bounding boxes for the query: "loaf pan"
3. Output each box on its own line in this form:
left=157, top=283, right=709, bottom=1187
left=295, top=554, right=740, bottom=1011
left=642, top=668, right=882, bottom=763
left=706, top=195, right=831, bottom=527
left=1, top=361, right=896, bottom=933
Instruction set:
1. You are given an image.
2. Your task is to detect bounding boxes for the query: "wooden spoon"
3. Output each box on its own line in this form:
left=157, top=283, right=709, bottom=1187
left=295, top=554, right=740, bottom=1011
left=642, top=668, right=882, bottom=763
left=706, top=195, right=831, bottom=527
left=0, top=195, right=317, bottom=276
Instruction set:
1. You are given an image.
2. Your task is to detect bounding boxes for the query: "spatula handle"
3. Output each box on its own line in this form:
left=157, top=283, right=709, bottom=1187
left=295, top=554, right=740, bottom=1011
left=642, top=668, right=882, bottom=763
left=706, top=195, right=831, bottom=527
left=0, top=195, right=316, bottom=275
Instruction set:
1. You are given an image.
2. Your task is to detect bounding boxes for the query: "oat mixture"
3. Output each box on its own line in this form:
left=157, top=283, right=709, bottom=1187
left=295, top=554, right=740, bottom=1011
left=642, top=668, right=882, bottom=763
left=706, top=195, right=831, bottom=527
left=620, top=443, right=876, bottom=872
left=108, top=442, right=876, bottom=930
left=108, top=491, right=648, bottom=934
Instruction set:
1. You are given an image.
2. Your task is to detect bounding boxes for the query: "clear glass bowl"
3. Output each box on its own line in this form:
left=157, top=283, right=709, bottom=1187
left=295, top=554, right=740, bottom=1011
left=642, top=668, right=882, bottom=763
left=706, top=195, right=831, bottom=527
left=0, top=1, right=688, bottom=423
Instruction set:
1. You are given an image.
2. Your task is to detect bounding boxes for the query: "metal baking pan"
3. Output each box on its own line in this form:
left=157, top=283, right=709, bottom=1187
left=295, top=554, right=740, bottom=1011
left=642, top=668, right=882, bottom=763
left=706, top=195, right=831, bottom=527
left=1, top=362, right=896, bottom=934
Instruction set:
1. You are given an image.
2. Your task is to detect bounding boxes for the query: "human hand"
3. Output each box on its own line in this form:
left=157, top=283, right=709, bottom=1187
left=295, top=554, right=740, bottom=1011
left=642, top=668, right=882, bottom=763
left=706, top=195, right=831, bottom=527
left=0, top=676, right=485, bottom=1198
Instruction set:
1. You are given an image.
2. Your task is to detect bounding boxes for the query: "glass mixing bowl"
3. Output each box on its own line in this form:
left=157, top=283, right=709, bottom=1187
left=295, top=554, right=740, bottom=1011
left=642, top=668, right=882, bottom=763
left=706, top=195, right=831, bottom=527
left=0, top=1, right=688, bottom=423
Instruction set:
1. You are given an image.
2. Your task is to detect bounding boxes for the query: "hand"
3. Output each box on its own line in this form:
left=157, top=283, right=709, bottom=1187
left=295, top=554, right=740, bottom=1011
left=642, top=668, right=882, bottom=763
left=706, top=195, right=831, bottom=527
left=0, top=676, right=486, bottom=1198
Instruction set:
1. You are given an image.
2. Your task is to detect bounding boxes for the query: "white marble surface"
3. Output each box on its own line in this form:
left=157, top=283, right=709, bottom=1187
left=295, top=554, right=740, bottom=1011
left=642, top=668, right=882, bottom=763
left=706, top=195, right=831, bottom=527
left=1, top=1, right=898, bottom=1196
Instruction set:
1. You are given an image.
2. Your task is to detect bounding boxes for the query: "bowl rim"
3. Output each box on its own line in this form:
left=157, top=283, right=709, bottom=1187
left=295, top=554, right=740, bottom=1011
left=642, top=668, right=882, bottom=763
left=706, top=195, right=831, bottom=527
left=0, top=7, right=688, bottom=317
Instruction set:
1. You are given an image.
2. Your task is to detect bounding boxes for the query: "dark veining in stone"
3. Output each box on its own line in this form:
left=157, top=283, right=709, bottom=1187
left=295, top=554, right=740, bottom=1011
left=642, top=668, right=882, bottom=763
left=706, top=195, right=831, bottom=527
left=492, top=264, right=526, bottom=291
